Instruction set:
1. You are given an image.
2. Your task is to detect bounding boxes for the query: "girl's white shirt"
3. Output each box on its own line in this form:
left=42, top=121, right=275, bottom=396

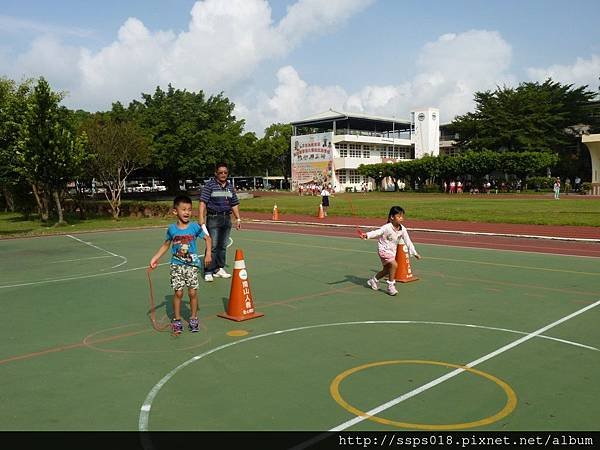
left=366, top=223, right=417, bottom=258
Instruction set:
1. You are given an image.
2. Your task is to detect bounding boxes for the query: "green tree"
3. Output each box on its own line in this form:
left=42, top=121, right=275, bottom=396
left=449, top=79, right=598, bottom=177
left=131, top=85, right=246, bottom=192
left=81, top=115, right=151, bottom=219
left=498, top=151, right=558, bottom=189
left=15, top=78, right=85, bottom=224
left=257, top=123, right=293, bottom=179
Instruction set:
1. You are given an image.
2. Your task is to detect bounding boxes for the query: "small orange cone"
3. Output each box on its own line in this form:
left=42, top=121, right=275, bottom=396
left=317, top=203, right=325, bottom=219
left=272, top=204, right=279, bottom=220
left=394, top=240, right=419, bottom=283
left=218, top=249, right=264, bottom=322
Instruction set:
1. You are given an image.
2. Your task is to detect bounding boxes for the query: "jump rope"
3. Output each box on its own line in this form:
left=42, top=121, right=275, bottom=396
left=347, top=195, right=366, bottom=238
left=146, top=267, right=173, bottom=333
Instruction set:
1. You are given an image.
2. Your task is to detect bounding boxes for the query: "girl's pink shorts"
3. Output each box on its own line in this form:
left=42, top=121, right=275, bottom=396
left=379, top=252, right=396, bottom=265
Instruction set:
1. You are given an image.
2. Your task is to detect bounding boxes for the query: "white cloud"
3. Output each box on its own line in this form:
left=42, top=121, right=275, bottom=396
left=526, top=54, right=600, bottom=91
left=1, top=0, right=368, bottom=113
left=243, top=29, right=517, bottom=132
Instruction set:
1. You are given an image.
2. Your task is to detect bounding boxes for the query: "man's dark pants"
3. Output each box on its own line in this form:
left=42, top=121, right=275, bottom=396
left=205, top=214, right=232, bottom=275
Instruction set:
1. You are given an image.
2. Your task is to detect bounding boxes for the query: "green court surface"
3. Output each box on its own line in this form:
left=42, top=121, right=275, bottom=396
left=0, top=227, right=599, bottom=432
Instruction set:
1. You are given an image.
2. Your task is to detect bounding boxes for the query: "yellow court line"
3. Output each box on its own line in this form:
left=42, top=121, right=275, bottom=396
left=330, top=360, right=517, bottom=430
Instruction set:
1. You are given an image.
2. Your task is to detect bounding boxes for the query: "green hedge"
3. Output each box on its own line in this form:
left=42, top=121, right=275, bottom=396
left=63, top=200, right=172, bottom=218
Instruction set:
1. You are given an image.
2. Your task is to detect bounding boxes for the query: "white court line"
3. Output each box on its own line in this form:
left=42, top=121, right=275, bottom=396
left=138, top=304, right=600, bottom=432
left=66, top=234, right=128, bottom=269
left=329, top=300, right=600, bottom=432
left=0, top=236, right=234, bottom=289
left=49, top=255, right=113, bottom=264
left=0, top=263, right=169, bottom=289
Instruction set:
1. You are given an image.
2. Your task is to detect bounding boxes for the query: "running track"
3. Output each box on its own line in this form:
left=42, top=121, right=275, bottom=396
left=242, top=212, right=600, bottom=258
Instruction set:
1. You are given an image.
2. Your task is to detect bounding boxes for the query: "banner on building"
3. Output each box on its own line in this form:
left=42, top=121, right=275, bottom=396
left=291, top=132, right=334, bottom=191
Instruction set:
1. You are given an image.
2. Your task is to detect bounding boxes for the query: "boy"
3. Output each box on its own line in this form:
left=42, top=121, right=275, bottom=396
left=150, top=195, right=212, bottom=334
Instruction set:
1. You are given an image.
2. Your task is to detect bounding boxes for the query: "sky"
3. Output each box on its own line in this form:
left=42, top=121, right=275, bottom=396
left=1, top=0, right=599, bottom=135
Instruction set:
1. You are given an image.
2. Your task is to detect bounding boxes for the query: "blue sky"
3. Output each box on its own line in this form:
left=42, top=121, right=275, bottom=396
left=1, top=0, right=598, bottom=134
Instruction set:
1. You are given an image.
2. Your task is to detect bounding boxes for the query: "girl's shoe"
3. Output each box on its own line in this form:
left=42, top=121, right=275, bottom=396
left=387, top=283, right=398, bottom=296
left=367, top=277, right=379, bottom=290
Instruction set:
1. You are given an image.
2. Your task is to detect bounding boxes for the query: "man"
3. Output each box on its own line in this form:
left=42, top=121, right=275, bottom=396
left=198, top=162, right=242, bottom=282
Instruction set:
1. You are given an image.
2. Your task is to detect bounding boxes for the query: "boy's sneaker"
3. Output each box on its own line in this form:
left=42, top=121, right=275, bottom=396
left=189, top=317, right=199, bottom=333
left=387, top=282, right=398, bottom=296
left=214, top=268, right=232, bottom=278
left=204, top=273, right=214, bottom=282
left=367, top=277, right=379, bottom=290
left=171, top=319, right=183, bottom=335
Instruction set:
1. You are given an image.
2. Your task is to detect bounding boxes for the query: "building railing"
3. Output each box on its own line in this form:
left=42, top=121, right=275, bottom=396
left=335, top=129, right=412, bottom=139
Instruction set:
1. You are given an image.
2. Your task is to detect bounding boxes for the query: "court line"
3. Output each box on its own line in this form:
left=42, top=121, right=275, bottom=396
left=138, top=303, right=600, bottom=431
left=328, top=300, right=600, bottom=432
left=66, top=234, right=128, bottom=269
left=49, top=255, right=114, bottom=264
left=0, top=263, right=169, bottom=289
left=238, top=236, right=600, bottom=277
left=241, top=225, right=600, bottom=259
left=0, top=237, right=234, bottom=289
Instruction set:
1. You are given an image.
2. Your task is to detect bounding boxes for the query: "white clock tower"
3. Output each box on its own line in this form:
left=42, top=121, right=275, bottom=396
left=411, top=107, right=440, bottom=158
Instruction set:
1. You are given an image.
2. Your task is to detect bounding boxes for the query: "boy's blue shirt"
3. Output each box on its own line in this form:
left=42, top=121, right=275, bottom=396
left=165, top=221, right=206, bottom=267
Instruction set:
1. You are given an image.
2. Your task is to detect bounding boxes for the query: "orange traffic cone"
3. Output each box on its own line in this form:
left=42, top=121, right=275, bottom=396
left=272, top=204, right=279, bottom=220
left=394, top=240, right=419, bottom=283
left=317, top=203, right=325, bottom=219
left=218, top=249, right=264, bottom=322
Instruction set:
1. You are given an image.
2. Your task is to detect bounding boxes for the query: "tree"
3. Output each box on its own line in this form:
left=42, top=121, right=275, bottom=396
left=449, top=79, right=598, bottom=178
left=0, top=77, right=28, bottom=212
left=81, top=115, right=151, bottom=219
left=357, top=163, right=388, bottom=191
left=131, top=85, right=246, bottom=192
left=257, top=123, right=293, bottom=179
left=15, top=78, right=85, bottom=224
left=498, top=151, right=558, bottom=189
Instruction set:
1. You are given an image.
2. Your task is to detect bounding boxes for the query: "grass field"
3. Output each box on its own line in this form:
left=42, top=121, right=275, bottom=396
left=1, top=192, right=599, bottom=238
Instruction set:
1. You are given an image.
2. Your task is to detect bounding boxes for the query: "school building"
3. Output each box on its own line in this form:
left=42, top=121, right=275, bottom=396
left=290, top=108, right=456, bottom=192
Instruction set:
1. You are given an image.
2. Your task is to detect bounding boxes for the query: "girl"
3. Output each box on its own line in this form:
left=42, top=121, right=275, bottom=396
left=360, top=206, right=421, bottom=296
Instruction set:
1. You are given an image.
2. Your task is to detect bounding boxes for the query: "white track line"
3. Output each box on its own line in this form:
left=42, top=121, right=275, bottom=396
left=247, top=219, right=600, bottom=243
left=66, top=234, right=128, bottom=269
left=138, top=303, right=600, bottom=432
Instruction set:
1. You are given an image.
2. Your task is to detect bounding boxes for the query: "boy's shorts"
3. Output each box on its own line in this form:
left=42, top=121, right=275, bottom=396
left=170, top=264, right=199, bottom=291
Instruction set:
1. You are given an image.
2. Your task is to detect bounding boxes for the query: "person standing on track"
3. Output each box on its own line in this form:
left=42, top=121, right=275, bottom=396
left=198, top=162, right=242, bottom=282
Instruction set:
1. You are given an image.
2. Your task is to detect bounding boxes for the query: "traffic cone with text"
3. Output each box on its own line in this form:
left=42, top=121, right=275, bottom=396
left=394, top=239, right=419, bottom=283
left=272, top=204, right=279, bottom=220
left=317, top=203, right=325, bottom=219
left=218, top=249, right=264, bottom=321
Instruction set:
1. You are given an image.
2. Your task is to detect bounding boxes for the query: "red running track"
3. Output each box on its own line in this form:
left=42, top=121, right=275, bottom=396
left=242, top=212, right=600, bottom=258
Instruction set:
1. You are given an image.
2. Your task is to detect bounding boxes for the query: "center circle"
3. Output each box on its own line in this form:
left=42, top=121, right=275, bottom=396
left=330, top=359, right=517, bottom=430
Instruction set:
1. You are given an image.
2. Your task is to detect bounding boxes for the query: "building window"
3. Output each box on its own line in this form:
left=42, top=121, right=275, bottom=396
left=348, top=143, right=359, bottom=150
left=363, top=150, right=370, bottom=158
left=337, top=143, right=348, bottom=149
left=336, top=170, right=347, bottom=183
left=348, top=170, right=361, bottom=183
left=349, top=149, right=361, bottom=157
left=339, top=149, right=348, bottom=157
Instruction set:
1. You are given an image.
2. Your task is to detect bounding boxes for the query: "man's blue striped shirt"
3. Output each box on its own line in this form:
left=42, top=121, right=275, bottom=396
left=200, top=178, right=240, bottom=213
